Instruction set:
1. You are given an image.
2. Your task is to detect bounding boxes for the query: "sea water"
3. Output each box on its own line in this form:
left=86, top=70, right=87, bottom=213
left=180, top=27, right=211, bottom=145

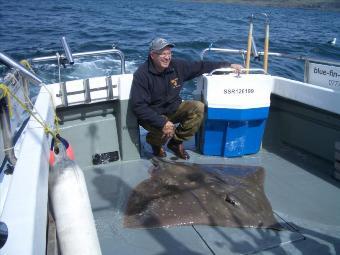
left=0, top=0, right=339, bottom=108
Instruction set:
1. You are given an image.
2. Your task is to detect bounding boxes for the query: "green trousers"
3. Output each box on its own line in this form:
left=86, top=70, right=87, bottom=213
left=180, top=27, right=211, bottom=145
left=141, top=100, right=205, bottom=147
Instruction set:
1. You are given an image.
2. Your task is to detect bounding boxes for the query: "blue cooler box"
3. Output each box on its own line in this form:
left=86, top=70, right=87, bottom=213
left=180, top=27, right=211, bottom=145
left=196, top=72, right=272, bottom=157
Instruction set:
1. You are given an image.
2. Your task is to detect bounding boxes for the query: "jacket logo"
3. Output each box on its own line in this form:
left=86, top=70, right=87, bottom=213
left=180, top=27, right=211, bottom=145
left=170, top=78, right=179, bottom=88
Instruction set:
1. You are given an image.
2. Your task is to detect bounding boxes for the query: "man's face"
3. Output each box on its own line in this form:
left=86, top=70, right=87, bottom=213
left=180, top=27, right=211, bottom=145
left=150, top=47, right=172, bottom=72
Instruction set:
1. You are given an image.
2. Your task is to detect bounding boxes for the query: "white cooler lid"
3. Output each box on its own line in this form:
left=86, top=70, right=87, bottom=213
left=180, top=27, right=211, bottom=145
left=202, top=74, right=273, bottom=109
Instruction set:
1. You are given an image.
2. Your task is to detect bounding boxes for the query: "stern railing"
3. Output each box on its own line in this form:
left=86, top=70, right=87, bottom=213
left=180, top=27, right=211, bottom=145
left=30, top=38, right=126, bottom=107
left=32, top=48, right=126, bottom=74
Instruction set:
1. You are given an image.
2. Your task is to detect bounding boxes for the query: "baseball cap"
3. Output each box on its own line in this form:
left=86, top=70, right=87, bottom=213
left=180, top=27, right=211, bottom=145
left=149, top=38, right=175, bottom=52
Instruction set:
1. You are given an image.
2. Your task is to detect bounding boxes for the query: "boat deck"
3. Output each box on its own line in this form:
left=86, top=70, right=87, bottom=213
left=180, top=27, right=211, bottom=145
left=83, top=134, right=340, bottom=255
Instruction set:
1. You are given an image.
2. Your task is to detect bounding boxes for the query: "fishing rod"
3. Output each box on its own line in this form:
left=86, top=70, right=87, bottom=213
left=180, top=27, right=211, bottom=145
left=263, top=13, right=270, bottom=73
left=245, top=15, right=254, bottom=73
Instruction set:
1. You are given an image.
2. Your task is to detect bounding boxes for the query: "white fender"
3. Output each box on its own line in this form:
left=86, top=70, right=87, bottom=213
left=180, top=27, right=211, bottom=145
left=49, top=146, right=101, bottom=255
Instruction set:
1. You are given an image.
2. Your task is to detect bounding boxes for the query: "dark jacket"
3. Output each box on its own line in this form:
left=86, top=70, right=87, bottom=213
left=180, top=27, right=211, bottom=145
left=131, top=57, right=230, bottom=128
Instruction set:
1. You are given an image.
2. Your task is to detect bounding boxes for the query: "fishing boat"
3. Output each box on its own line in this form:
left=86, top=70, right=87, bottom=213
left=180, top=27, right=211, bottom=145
left=0, top=16, right=340, bottom=255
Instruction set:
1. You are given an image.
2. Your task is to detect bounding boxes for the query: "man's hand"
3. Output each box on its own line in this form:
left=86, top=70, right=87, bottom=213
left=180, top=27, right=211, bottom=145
left=230, top=64, right=243, bottom=74
left=162, top=121, right=175, bottom=139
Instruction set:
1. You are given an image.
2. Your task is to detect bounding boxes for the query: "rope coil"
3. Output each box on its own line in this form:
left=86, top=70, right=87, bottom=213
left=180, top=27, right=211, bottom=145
left=0, top=83, right=60, bottom=143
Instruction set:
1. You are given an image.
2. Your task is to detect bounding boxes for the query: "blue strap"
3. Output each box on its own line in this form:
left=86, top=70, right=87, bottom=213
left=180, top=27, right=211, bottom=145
left=50, top=134, right=69, bottom=150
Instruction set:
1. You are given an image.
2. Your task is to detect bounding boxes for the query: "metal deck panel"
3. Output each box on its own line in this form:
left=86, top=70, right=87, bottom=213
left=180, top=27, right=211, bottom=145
left=192, top=143, right=340, bottom=254
left=84, top=160, right=213, bottom=255
left=82, top=137, right=340, bottom=254
left=191, top=223, right=303, bottom=255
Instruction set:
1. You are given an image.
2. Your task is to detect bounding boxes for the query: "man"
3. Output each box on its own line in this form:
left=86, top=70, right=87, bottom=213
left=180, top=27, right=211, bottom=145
left=131, top=38, right=242, bottom=160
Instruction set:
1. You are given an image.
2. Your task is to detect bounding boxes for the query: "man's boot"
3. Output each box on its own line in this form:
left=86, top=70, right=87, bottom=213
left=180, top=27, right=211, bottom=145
left=151, top=145, right=167, bottom=157
left=167, top=139, right=190, bottom=160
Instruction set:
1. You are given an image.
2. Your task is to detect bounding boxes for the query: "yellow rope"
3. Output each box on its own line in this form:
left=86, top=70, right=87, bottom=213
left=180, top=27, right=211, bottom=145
left=0, top=83, right=58, bottom=141
left=2, top=60, right=62, bottom=147
left=20, top=59, right=35, bottom=73
left=21, top=89, right=61, bottom=138
left=0, top=84, right=14, bottom=118
left=16, top=60, right=61, bottom=136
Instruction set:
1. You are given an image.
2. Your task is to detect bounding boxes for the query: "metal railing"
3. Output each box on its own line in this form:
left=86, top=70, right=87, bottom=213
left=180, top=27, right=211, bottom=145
left=32, top=48, right=126, bottom=74
left=200, top=47, right=340, bottom=64
left=0, top=52, right=43, bottom=166
left=200, top=47, right=340, bottom=83
left=201, top=13, right=340, bottom=84
left=0, top=52, right=42, bottom=84
left=0, top=41, right=127, bottom=164
left=31, top=38, right=125, bottom=106
left=208, top=67, right=266, bottom=76
left=57, top=76, right=118, bottom=107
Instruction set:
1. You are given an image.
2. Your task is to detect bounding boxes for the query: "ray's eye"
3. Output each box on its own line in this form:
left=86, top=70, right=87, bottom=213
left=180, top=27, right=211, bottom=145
left=225, top=194, right=239, bottom=206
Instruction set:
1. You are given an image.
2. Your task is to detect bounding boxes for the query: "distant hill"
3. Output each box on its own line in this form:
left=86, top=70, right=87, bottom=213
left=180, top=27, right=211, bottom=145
left=189, top=0, right=340, bottom=11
